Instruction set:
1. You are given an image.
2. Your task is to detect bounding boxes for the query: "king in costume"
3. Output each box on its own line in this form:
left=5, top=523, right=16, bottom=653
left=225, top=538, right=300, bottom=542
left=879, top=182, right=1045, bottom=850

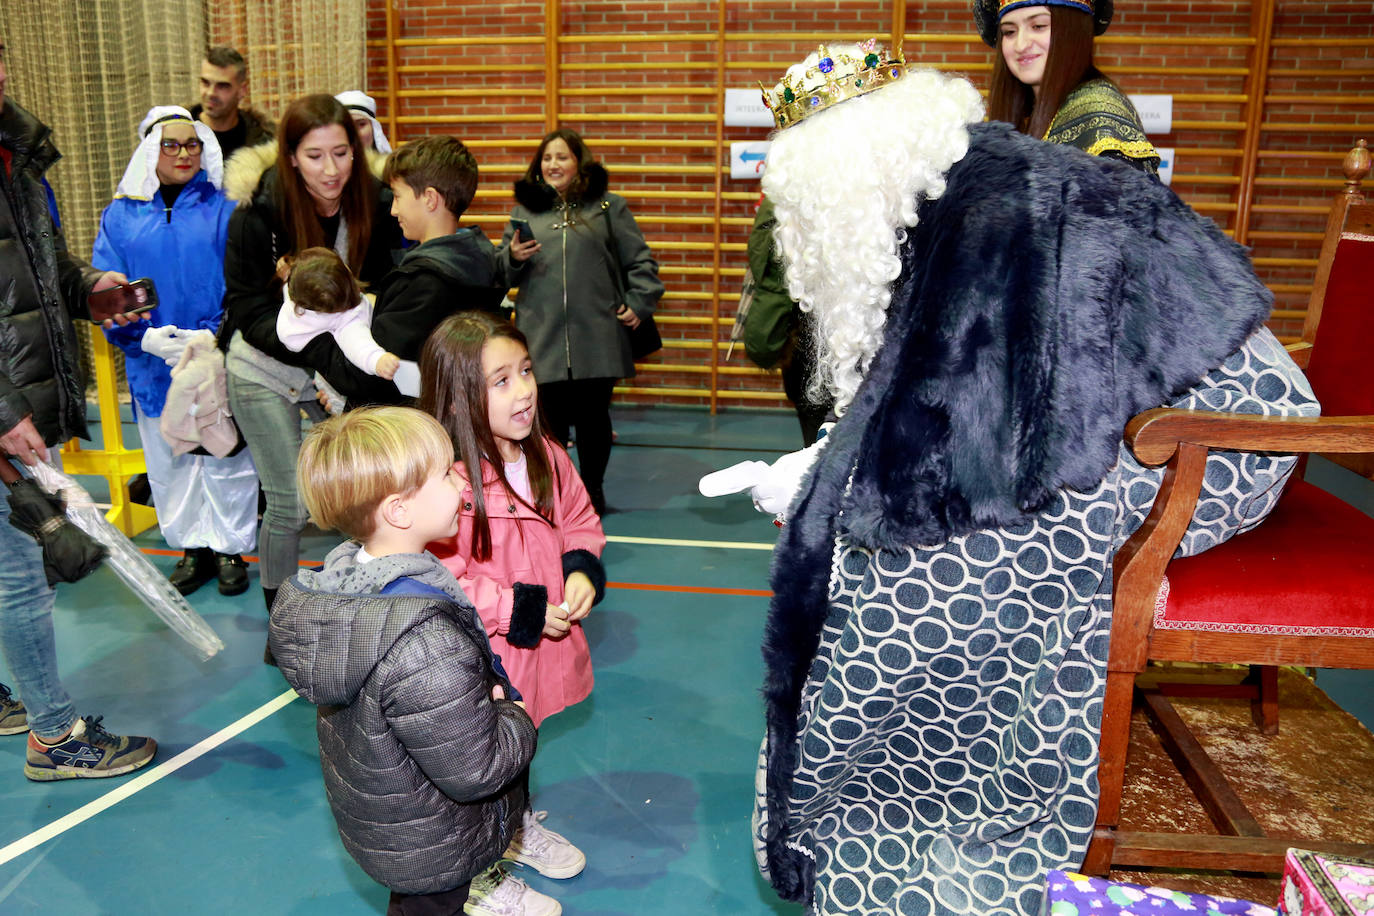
left=746, top=44, right=1319, bottom=915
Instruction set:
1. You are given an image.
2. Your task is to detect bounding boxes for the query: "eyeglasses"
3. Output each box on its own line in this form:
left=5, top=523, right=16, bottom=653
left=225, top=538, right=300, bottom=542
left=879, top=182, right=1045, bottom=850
left=159, top=139, right=203, bottom=156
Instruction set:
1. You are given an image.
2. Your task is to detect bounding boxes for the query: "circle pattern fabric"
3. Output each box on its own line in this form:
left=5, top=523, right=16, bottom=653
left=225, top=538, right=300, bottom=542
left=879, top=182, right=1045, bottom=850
left=753, top=328, right=1317, bottom=915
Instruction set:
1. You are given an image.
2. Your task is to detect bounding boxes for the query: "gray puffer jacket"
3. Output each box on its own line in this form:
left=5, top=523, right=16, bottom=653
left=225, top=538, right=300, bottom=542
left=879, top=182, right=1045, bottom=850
left=0, top=99, right=102, bottom=445
left=269, top=544, right=536, bottom=894
left=502, top=163, right=663, bottom=382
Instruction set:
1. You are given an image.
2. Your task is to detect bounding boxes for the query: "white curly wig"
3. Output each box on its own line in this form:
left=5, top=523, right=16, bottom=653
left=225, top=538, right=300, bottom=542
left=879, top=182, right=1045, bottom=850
left=762, top=58, right=984, bottom=415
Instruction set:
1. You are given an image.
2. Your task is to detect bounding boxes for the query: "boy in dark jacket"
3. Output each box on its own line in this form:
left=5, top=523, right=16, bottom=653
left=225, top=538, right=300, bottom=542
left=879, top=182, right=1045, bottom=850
left=302, top=136, right=511, bottom=407
left=269, top=407, right=557, bottom=916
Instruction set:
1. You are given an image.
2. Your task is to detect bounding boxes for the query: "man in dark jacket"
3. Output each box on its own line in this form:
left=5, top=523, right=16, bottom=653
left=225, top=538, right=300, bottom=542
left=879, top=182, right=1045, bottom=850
left=189, top=46, right=274, bottom=162
left=0, top=40, right=158, bottom=780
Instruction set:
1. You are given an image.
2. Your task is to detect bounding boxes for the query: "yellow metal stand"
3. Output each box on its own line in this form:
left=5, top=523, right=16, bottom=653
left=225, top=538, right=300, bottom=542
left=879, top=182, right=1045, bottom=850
left=59, top=326, right=158, bottom=536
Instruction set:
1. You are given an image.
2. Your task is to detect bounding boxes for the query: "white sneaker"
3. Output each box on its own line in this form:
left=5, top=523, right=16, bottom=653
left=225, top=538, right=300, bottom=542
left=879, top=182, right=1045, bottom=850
left=464, top=865, right=561, bottom=916
left=504, top=809, right=586, bottom=879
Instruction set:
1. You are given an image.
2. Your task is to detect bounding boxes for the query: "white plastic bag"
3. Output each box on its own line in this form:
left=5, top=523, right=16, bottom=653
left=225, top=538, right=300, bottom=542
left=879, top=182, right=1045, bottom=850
left=30, top=461, right=225, bottom=660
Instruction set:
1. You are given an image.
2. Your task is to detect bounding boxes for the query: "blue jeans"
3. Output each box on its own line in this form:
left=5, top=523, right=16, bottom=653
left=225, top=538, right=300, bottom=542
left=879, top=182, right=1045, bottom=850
left=0, top=478, right=78, bottom=740
left=226, top=372, right=312, bottom=591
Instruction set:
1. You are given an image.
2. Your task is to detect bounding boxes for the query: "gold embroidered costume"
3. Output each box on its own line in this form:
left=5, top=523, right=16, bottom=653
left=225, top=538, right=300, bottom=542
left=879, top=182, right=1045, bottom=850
left=1045, top=78, right=1160, bottom=174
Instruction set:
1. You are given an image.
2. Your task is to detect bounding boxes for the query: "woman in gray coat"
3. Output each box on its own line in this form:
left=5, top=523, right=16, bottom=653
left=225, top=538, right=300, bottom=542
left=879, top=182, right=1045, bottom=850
left=502, top=129, right=663, bottom=514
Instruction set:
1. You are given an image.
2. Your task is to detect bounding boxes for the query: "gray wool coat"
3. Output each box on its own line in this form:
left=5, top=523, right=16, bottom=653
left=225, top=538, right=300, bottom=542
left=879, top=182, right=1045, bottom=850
left=502, top=163, right=664, bottom=383
left=269, top=543, right=536, bottom=895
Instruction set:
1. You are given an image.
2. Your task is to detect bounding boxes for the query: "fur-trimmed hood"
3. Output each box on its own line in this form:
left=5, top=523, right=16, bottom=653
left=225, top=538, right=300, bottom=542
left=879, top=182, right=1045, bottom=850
left=222, top=140, right=389, bottom=206
left=513, top=161, right=609, bottom=213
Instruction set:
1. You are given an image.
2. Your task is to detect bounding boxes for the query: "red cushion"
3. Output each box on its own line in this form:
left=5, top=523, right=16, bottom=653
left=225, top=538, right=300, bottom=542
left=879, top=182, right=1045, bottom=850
left=1306, top=234, right=1374, bottom=415
left=1159, top=478, right=1374, bottom=635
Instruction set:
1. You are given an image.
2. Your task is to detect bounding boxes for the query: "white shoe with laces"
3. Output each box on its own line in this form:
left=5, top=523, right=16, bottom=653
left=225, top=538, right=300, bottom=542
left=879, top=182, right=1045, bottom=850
left=503, top=809, right=586, bottom=879
left=463, top=864, right=561, bottom=916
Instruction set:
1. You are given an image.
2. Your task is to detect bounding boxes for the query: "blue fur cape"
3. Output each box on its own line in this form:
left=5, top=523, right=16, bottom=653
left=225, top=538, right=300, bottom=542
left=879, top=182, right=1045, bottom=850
left=759, top=122, right=1272, bottom=900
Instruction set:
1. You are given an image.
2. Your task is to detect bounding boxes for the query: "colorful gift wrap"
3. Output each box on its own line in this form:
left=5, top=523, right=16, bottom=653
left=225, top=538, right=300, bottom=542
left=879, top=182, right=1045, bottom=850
left=1279, top=848, right=1374, bottom=916
left=1042, top=869, right=1279, bottom=916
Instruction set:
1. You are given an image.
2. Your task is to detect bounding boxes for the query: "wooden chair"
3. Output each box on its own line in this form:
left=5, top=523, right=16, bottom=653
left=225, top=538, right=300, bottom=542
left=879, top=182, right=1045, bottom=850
left=1083, top=139, right=1374, bottom=876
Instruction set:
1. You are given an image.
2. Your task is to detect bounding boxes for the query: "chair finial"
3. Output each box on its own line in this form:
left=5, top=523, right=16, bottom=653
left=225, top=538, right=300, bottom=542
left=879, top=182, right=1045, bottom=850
left=1343, top=139, right=1371, bottom=200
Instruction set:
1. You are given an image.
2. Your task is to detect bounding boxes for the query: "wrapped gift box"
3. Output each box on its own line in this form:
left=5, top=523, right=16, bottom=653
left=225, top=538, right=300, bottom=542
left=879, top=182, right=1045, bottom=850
left=1042, top=869, right=1278, bottom=916
left=1279, top=848, right=1374, bottom=916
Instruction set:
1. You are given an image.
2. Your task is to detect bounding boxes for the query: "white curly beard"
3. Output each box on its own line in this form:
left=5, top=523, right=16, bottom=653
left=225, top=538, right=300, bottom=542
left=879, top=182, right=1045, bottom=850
left=762, top=63, right=984, bottom=415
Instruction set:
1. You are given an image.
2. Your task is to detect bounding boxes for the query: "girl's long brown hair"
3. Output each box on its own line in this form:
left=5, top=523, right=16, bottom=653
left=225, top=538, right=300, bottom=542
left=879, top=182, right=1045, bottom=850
left=276, top=94, right=374, bottom=274
left=987, top=6, right=1107, bottom=140
left=418, top=312, right=557, bottom=562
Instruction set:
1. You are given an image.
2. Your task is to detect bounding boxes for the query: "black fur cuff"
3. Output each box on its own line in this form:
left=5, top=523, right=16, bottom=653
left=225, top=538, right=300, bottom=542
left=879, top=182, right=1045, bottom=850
left=509, top=583, right=548, bottom=648
left=562, top=549, right=606, bottom=605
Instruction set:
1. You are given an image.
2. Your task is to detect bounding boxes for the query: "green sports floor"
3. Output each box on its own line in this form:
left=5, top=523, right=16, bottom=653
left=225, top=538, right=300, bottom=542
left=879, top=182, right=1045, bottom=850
left=0, top=404, right=1369, bottom=914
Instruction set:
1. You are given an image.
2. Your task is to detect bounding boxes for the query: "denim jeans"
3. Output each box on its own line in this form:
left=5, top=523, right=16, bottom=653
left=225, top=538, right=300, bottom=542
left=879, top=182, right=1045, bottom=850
left=226, top=372, right=312, bottom=591
left=0, top=470, right=78, bottom=739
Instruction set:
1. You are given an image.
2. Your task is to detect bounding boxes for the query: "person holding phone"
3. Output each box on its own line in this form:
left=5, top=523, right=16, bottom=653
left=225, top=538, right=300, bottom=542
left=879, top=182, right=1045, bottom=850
left=0, top=39, right=159, bottom=780
left=976, top=0, right=1159, bottom=175
left=93, top=105, right=259, bottom=598
left=219, top=93, right=403, bottom=643
left=501, top=129, right=663, bottom=514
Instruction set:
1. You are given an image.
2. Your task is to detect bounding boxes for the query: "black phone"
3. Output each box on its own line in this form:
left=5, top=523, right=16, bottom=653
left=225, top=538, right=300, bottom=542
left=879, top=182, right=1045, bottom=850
left=88, top=278, right=158, bottom=324
left=510, top=218, right=534, bottom=242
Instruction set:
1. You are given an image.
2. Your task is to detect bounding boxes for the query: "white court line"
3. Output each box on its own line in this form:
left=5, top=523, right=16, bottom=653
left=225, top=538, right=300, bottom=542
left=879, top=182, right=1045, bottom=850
left=0, top=533, right=765, bottom=864
left=0, top=688, right=300, bottom=866
left=606, top=534, right=776, bottom=551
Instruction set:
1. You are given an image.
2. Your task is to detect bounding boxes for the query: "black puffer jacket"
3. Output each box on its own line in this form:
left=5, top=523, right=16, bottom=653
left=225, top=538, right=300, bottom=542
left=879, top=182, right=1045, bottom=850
left=269, top=545, right=536, bottom=895
left=0, top=100, right=102, bottom=445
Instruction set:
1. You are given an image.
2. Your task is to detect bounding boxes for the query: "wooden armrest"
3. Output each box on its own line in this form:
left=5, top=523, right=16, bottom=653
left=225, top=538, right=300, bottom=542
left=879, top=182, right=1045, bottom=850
left=1126, top=409, right=1374, bottom=466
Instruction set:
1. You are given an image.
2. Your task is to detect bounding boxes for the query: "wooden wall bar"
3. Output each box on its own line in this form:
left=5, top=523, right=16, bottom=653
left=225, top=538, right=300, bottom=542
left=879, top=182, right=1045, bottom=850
left=363, top=0, right=1374, bottom=410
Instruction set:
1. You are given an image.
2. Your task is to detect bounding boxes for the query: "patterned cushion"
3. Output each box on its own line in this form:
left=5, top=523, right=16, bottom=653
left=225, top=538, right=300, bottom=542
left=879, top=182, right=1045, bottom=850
left=1043, top=869, right=1277, bottom=915
left=1157, top=479, right=1374, bottom=636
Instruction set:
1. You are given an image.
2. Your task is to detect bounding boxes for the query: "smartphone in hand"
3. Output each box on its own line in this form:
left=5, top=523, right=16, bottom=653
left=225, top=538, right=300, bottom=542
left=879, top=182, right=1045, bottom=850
left=88, top=278, right=158, bottom=324
left=510, top=218, right=534, bottom=242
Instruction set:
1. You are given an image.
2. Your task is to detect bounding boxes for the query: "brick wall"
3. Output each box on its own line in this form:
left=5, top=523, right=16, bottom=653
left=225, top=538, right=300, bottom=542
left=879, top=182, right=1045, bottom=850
left=364, top=0, right=1374, bottom=408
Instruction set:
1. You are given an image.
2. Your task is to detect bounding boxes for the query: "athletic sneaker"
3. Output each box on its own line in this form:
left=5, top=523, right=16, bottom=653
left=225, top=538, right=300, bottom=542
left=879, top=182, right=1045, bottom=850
left=503, top=810, right=586, bottom=879
left=24, top=715, right=157, bottom=781
left=464, top=865, right=561, bottom=916
left=0, top=684, right=28, bottom=735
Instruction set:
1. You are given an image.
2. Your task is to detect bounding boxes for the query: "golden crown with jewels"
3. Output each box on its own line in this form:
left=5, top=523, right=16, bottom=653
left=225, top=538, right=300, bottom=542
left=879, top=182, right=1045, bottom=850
left=760, top=39, right=907, bottom=130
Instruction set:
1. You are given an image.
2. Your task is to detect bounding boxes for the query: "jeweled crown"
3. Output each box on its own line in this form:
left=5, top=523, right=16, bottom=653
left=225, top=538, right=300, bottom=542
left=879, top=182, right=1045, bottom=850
left=760, top=39, right=907, bottom=130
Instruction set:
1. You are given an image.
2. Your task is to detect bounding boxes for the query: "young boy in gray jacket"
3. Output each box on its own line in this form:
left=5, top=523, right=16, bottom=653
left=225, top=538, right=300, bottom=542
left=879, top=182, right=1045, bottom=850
left=269, top=406, right=558, bottom=916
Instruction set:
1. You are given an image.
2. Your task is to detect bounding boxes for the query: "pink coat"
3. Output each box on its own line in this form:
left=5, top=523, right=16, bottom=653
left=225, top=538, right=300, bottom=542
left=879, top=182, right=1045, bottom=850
left=430, top=441, right=604, bottom=727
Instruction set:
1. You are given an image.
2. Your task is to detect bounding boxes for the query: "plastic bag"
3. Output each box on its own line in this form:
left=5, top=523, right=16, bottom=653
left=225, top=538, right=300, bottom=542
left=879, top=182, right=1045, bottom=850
left=30, top=461, right=225, bottom=660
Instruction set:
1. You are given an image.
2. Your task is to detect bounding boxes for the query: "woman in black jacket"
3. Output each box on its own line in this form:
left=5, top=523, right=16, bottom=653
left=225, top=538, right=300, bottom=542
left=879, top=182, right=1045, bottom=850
left=221, top=93, right=402, bottom=622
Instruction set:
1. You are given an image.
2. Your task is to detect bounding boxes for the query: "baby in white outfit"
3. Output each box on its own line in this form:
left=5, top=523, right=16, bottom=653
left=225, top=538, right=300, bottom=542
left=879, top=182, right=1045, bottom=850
left=276, top=246, right=401, bottom=382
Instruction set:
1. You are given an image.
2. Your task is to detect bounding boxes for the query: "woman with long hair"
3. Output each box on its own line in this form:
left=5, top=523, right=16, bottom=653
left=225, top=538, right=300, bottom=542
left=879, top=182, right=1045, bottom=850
left=977, top=0, right=1160, bottom=174
left=221, top=93, right=402, bottom=634
left=502, top=128, right=664, bottom=515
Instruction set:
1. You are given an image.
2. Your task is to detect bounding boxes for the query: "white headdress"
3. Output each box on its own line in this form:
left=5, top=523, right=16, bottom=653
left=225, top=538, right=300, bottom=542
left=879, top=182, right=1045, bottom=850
left=115, top=106, right=224, bottom=201
left=335, top=90, right=392, bottom=154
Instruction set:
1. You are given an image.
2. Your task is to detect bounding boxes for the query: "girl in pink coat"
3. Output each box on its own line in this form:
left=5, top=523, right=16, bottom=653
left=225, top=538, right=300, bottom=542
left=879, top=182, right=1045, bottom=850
left=420, top=312, right=604, bottom=889
left=421, top=312, right=605, bottom=729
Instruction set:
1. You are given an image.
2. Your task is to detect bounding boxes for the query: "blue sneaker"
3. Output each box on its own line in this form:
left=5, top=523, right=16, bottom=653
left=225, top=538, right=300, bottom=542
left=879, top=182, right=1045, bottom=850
left=0, top=684, right=27, bottom=735
left=25, top=715, right=157, bottom=781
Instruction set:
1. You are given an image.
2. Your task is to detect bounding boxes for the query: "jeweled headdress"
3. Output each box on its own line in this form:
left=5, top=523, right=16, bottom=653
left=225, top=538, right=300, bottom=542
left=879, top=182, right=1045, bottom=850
left=760, top=39, right=907, bottom=131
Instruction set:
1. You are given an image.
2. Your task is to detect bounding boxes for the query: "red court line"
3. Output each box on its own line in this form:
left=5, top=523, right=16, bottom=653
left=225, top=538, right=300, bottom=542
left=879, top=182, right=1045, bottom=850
left=137, top=548, right=773, bottom=597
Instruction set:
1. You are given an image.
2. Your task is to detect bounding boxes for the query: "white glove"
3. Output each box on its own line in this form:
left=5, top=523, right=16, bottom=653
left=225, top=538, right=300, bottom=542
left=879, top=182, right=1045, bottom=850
left=314, top=373, right=346, bottom=416
left=141, top=326, right=214, bottom=366
left=698, top=433, right=829, bottom=521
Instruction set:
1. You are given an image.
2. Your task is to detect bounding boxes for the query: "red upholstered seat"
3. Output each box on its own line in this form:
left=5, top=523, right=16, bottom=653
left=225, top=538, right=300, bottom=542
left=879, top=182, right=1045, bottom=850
left=1084, top=140, right=1374, bottom=879
left=1160, top=478, right=1374, bottom=635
